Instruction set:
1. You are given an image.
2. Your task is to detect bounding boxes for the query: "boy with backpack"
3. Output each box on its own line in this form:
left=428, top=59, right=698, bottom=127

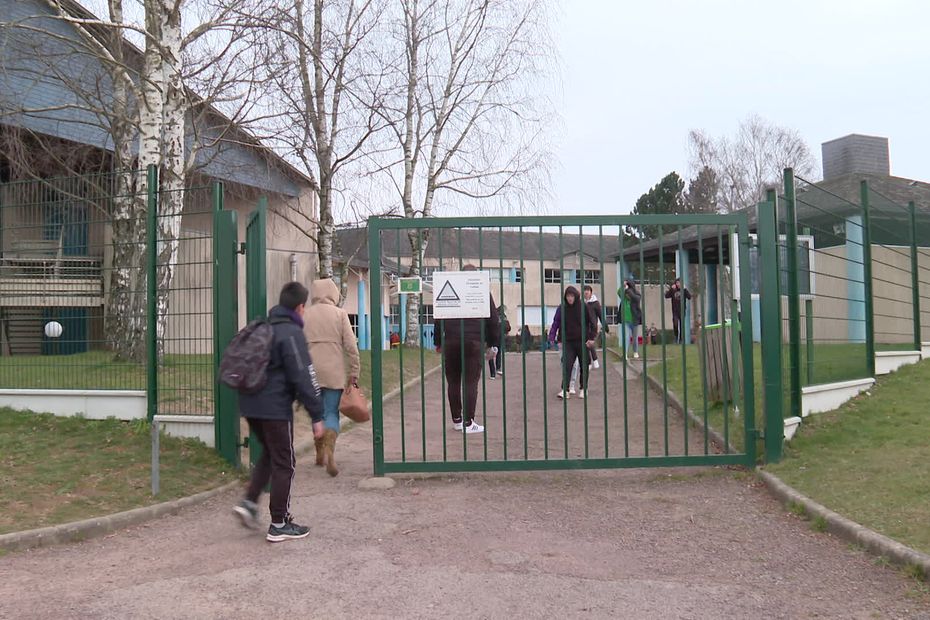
left=230, top=282, right=325, bottom=542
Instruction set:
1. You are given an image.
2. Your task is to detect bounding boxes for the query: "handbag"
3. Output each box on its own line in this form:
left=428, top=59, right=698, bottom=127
left=339, top=383, right=370, bottom=423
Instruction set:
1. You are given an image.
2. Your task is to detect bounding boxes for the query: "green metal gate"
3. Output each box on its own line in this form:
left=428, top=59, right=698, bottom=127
left=369, top=214, right=760, bottom=475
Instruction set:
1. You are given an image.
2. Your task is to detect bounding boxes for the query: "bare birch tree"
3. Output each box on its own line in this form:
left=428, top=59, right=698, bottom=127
left=689, top=115, right=818, bottom=213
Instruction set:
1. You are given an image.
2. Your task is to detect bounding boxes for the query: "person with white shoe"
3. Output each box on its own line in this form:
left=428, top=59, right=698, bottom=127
left=434, top=265, right=500, bottom=434
left=582, top=285, right=609, bottom=370
left=619, top=277, right=643, bottom=360
left=549, top=286, right=598, bottom=400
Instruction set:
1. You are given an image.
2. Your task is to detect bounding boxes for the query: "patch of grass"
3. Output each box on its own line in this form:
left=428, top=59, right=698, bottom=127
left=768, top=359, right=930, bottom=556
left=359, top=347, right=441, bottom=396
left=902, top=563, right=927, bottom=583
left=788, top=501, right=807, bottom=518
left=0, top=408, right=236, bottom=535
left=811, top=515, right=828, bottom=533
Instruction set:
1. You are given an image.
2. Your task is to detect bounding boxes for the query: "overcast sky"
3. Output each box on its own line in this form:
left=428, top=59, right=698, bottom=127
left=552, top=0, right=930, bottom=215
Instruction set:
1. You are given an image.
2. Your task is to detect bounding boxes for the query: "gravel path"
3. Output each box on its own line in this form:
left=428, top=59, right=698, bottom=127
left=1, top=353, right=927, bottom=619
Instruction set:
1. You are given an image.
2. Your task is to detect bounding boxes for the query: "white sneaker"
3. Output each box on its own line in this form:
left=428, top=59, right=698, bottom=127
left=557, top=390, right=569, bottom=399
left=633, top=352, right=640, bottom=359
left=569, top=384, right=576, bottom=395
left=593, top=360, right=600, bottom=369
left=577, top=389, right=585, bottom=400
left=453, top=420, right=463, bottom=431
left=463, top=421, right=484, bottom=434
left=497, top=370, right=503, bottom=375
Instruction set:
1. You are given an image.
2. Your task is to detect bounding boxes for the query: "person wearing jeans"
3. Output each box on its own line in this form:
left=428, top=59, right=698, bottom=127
left=304, top=278, right=361, bottom=478
left=619, top=277, right=643, bottom=359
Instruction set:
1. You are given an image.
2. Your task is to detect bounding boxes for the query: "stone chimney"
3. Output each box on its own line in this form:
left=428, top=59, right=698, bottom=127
left=821, top=134, right=890, bottom=180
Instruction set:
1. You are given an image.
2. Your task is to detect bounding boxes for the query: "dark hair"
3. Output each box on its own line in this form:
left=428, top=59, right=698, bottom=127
left=462, top=264, right=477, bottom=272
left=583, top=285, right=593, bottom=293
left=279, top=281, right=309, bottom=309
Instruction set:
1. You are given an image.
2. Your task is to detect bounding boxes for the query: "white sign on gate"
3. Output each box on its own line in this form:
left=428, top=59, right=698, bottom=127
left=431, top=270, right=490, bottom=319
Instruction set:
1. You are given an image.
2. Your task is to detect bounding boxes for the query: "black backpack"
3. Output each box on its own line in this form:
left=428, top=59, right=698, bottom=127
left=219, top=319, right=275, bottom=393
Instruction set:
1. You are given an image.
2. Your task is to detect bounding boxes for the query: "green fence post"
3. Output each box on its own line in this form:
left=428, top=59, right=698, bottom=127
left=212, top=182, right=240, bottom=466
left=146, top=164, right=158, bottom=423
left=805, top=299, right=814, bottom=385
left=757, top=199, right=784, bottom=463
left=783, top=169, right=801, bottom=417
left=909, top=201, right=922, bottom=350
left=860, top=181, right=876, bottom=376
left=245, top=199, right=267, bottom=469
left=736, top=218, right=758, bottom=466
left=369, top=220, right=385, bottom=476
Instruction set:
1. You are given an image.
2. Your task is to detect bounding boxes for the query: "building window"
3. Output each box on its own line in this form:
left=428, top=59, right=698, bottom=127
left=513, top=268, right=523, bottom=283
left=420, top=304, right=434, bottom=325
left=486, top=268, right=505, bottom=282
left=389, top=304, right=401, bottom=335
left=604, top=306, right=619, bottom=325
left=348, top=314, right=359, bottom=337
left=582, top=269, right=601, bottom=284
left=544, top=269, right=561, bottom=284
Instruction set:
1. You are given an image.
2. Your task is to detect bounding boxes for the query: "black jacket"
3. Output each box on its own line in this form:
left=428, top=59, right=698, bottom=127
left=434, top=294, right=500, bottom=348
left=239, top=305, right=324, bottom=423
left=555, top=286, right=598, bottom=343
left=665, top=285, right=691, bottom=317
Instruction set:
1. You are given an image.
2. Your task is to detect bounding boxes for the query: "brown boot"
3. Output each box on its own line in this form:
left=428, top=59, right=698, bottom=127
left=323, top=429, right=339, bottom=477
left=314, top=436, right=325, bottom=467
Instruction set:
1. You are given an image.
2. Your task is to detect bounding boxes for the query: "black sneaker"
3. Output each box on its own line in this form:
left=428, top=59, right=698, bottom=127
left=266, top=520, right=310, bottom=542
left=233, top=499, right=260, bottom=530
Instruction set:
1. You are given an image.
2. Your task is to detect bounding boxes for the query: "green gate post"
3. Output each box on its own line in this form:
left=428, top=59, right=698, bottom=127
left=368, top=219, right=385, bottom=476
left=909, top=201, right=922, bottom=350
left=860, top=181, right=876, bottom=376
left=736, top=218, right=758, bottom=465
left=246, top=198, right=268, bottom=469
left=783, top=169, right=801, bottom=417
left=213, top=183, right=240, bottom=466
left=757, top=199, right=784, bottom=463
left=146, top=164, right=158, bottom=423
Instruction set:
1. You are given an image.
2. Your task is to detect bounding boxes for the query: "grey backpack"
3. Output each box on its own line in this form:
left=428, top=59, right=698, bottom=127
left=219, top=319, right=275, bottom=393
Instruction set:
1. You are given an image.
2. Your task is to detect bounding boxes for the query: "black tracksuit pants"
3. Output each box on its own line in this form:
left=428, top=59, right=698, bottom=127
left=443, top=339, right=483, bottom=424
left=562, top=339, right=589, bottom=391
left=245, top=418, right=295, bottom=523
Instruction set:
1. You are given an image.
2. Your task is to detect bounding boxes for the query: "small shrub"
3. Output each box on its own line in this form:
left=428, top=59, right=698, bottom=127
left=788, top=501, right=807, bottom=519
left=811, top=515, right=828, bottom=533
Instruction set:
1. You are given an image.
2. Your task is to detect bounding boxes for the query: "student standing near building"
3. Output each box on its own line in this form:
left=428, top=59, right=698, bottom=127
left=665, top=277, right=692, bottom=344
left=434, top=265, right=500, bottom=433
left=304, top=278, right=360, bottom=477
left=582, top=285, right=609, bottom=369
left=619, top=277, right=643, bottom=359
left=233, top=282, right=324, bottom=543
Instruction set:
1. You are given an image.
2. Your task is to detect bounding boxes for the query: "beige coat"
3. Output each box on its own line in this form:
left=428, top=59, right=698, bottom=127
left=304, top=279, right=361, bottom=389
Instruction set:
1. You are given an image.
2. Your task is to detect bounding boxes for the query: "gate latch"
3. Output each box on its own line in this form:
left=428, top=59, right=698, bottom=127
left=238, top=242, right=247, bottom=255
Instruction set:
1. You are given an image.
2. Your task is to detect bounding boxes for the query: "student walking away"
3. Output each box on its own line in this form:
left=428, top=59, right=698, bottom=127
left=434, top=265, right=500, bottom=433
left=304, top=278, right=360, bottom=477
left=582, top=285, right=610, bottom=369
left=550, top=286, right=598, bottom=400
left=489, top=304, right=511, bottom=378
left=619, top=277, right=643, bottom=359
left=520, top=324, right=532, bottom=352
left=232, top=282, right=324, bottom=543
left=665, top=278, right=692, bottom=344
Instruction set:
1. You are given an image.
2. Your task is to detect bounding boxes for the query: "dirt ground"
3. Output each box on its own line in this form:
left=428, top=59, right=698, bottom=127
left=1, top=353, right=928, bottom=619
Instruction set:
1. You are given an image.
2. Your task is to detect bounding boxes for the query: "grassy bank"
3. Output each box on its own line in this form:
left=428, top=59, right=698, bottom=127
left=767, top=359, right=930, bottom=556
left=0, top=409, right=235, bottom=535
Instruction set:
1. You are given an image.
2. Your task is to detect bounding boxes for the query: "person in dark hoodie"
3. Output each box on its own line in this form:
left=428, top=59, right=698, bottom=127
left=233, top=282, right=324, bottom=543
left=550, top=285, right=598, bottom=400
left=434, top=265, right=500, bottom=433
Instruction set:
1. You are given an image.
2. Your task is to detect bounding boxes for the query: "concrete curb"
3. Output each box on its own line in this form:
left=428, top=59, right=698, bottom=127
left=0, top=479, right=241, bottom=553
left=1, top=364, right=442, bottom=553
left=607, top=346, right=930, bottom=580
left=758, top=470, right=930, bottom=580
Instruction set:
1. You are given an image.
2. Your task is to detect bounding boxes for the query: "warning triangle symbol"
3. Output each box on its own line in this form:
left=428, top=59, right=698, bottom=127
left=435, top=280, right=460, bottom=301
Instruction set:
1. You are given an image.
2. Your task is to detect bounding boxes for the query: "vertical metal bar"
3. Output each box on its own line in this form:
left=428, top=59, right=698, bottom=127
left=498, top=227, right=508, bottom=457
left=698, top=226, right=709, bottom=454
left=395, top=229, right=406, bottom=463
left=658, top=226, right=669, bottom=456
left=369, top=221, right=385, bottom=476
left=805, top=299, right=814, bottom=385
left=598, top=228, right=609, bottom=458
left=757, top=199, right=784, bottom=463
left=861, top=181, right=876, bottom=377
left=737, top=217, right=758, bottom=466
left=718, top=226, right=732, bottom=452
left=539, top=226, right=548, bottom=460
left=619, top=229, right=629, bottom=458
left=578, top=226, right=589, bottom=458
left=212, top=184, right=239, bottom=467
left=151, top=418, right=159, bottom=496
left=678, top=226, right=688, bottom=456
left=783, top=169, right=802, bottom=420
left=559, top=226, right=568, bottom=458
left=909, top=201, right=922, bottom=349
left=457, top=227, right=466, bottom=460
left=520, top=229, right=528, bottom=460
left=479, top=228, right=488, bottom=461
left=639, top=234, right=648, bottom=457
left=145, top=164, right=158, bottom=423
left=438, top=231, right=447, bottom=461
left=246, top=200, right=267, bottom=470
left=418, top=228, right=427, bottom=462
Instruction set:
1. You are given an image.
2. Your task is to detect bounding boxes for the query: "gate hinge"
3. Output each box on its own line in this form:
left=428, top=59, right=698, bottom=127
left=238, top=242, right=247, bottom=255
left=240, top=436, right=250, bottom=448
